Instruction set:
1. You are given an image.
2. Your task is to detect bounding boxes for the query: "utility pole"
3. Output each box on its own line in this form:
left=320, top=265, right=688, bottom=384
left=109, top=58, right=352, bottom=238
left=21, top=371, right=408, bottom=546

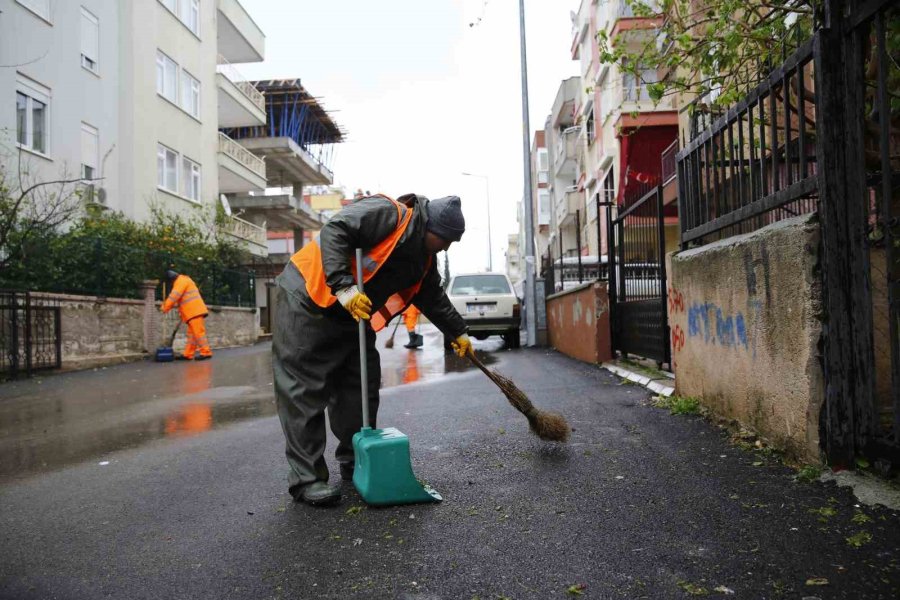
left=519, top=0, right=537, bottom=346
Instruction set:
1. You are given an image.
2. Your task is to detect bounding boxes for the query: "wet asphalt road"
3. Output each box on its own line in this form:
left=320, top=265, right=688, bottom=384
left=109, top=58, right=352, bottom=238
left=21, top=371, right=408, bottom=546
left=0, top=325, right=899, bottom=599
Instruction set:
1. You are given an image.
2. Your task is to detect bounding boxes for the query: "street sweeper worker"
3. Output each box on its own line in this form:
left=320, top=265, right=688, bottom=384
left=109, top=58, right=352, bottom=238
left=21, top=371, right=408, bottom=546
left=402, top=304, right=423, bottom=348
left=272, top=193, right=472, bottom=506
left=160, top=269, right=212, bottom=361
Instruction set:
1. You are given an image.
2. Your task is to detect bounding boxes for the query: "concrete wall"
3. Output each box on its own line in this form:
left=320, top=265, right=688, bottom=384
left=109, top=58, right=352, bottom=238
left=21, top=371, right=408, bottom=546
left=32, top=289, right=258, bottom=372
left=546, top=280, right=613, bottom=364
left=667, top=214, right=824, bottom=462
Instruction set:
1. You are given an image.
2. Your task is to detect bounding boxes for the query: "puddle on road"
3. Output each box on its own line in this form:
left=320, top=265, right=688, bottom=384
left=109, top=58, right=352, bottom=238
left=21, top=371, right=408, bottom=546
left=0, top=327, right=512, bottom=483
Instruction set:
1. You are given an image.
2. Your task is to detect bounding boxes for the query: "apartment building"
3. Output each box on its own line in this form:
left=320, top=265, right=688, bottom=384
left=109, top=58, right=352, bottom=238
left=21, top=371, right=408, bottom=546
left=529, top=130, right=551, bottom=258
left=0, top=0, right=271, bottom=255
left=570, top=0, right=678, bottom=257
left=543, top=76, right=582, bottom=259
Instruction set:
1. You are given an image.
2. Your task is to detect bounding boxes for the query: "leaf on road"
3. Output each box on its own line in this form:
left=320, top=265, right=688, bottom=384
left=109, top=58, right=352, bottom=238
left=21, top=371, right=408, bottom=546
left=805, top=578, right=829, bottom=586
left=846, top=531, right=872, bottom=548
left=346, top=505, right=363, bottom=516
left=566, top=583, right=586, bottom=596
left=713, top=585, right=734, bottom=595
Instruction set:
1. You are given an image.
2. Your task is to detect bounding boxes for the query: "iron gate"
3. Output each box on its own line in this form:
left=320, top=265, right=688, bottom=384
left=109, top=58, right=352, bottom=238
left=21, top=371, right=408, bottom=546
left=0, top=291, right=62, bottom=378
left=606, top=184, right=670, bottom=367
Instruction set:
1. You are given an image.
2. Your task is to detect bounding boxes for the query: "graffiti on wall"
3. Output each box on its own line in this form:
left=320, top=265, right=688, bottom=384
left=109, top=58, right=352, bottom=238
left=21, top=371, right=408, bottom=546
left=687, top=303, right=749, bottom=350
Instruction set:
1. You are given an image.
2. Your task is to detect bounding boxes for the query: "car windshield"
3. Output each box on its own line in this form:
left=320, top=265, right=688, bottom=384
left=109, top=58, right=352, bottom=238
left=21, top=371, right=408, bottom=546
left=450, top=275, right=512, bottom=296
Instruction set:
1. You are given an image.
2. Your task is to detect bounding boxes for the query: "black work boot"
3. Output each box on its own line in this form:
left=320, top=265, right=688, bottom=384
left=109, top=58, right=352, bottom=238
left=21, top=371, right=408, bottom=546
left=412, top=333, right=424, bottom=348
left=403, top=331, right=418, bottom=348
left=297, top=481, right=341, bottom=507
left=339, top=462, right=354, bottom=481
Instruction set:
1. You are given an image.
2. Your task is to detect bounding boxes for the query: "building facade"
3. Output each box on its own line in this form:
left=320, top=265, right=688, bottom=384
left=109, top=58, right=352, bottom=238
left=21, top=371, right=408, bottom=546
left=0, top=0, right=272, bottom=255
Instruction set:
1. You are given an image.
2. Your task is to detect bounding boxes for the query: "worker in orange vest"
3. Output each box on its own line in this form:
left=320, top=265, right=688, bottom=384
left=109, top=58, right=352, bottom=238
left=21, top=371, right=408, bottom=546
left=161, top=269, right=212, bottom=361
left=402, top=304, right=423, bottom=348
left=273, top=193, right=472, bottom=506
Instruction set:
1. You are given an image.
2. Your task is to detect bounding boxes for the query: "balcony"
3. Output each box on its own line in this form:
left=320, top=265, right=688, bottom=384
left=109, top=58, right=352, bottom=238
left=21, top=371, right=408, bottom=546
left=219, top=214, right=267, bottom=256
left=237, top=136, right=334, bottom=187
left=555, top=187, right=583, bottom=229
left=216, top=55, right=266, bottom=127
left=554, top=126, right=580, bottom=177
left=227, top=193, right=323, bottom=230
left=218, top=132, right=267, bottom=193
left=217, top=0, right=265, bottom=63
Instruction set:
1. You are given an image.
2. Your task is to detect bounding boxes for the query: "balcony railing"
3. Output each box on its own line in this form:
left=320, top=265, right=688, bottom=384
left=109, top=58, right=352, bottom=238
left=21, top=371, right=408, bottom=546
left=220, top=214, right=266, bottom=247
left=216, top=54, right=265, bottom=112
left=218, top=132, right=266, bottom=179
left=660, top=139, right=678, bottom=185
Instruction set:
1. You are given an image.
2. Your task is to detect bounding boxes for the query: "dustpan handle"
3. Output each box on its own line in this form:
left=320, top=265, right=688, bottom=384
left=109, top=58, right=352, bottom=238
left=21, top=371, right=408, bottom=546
left=355, top=248, right=370, bottom=430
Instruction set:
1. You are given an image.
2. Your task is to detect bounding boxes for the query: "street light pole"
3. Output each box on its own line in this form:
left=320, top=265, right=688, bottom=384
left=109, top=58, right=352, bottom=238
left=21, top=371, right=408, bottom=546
left=518, top=0, right=537, bottom=347
left=461, top=172, right=492, bottom=272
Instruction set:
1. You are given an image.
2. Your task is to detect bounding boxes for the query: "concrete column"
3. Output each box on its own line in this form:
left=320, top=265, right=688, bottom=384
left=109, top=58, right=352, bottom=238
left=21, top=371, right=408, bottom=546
left=293, top=227, right=305, bottom=252
left=140, top=280, right=159, bottom=352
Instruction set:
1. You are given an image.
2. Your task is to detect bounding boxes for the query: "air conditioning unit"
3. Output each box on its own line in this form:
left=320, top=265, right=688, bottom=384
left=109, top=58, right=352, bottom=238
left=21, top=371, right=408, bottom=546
left=83, top=184, right=108, bottom=206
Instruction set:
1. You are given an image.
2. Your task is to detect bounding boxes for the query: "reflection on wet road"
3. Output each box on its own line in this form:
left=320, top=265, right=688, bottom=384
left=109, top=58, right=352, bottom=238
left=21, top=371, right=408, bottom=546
left=0, top=324, right=513, bottom=483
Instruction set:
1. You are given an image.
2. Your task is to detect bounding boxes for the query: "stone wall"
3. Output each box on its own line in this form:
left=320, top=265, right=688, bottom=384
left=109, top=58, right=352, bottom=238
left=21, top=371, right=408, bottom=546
left=667, top=213, right=824, bottom=462
left=31, top=286, right=259, bottom=372
left=546, top=281, right=613, bottom=364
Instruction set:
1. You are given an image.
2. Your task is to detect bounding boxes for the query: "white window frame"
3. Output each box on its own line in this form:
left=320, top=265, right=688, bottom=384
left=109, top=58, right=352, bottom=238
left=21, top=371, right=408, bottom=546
left=16, top=0, right=50, bottom=22
left=80, top=7, right=100, bottom=74
left=157, top=144, right=179, bottom=193
left=180, top=0, right=200, bottom=36
left=180, top=156, right=201, bottom=202
left=159, top=0, right=177, bottom=15
left=156, top=50, right=178, bottom=104
left=81, top=123, right=99, bottom=181
left=537, top=189, right=551, bottom=226
left=15, top=75, right=50, bottom=156
left=180, top=69, right=200, bottom=119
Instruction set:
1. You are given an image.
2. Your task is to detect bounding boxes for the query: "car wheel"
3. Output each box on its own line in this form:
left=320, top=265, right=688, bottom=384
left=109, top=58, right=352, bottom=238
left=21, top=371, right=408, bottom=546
left=504, top=329, right=521, bottom=349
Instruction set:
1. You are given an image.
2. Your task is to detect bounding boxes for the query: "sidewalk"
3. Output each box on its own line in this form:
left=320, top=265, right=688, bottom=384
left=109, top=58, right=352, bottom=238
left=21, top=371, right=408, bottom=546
left=0, top=343, right=898, bottom=599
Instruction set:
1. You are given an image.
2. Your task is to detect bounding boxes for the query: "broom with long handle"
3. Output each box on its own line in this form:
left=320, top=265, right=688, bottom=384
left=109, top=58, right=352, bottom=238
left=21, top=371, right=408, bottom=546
left=466, top=352, right=570, bottom=442
left=384, top=318, right=403, bottom=349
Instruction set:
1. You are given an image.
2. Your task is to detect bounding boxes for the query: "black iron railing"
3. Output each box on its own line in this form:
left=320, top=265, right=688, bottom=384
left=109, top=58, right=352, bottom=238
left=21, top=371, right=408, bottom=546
left=676, top=35, right=819, bottom=248
left=0, top=290, right=61, bottom=378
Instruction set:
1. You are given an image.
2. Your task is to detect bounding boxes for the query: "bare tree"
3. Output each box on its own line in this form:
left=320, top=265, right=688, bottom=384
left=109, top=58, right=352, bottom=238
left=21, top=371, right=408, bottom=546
left=0, top=143, right=99, bottom=272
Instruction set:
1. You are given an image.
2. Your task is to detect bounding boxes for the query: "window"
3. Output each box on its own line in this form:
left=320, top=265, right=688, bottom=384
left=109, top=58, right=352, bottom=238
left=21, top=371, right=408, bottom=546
left=180, top=0, right=200, bottom=36
left=156, top=51, right=178, bottom=103
left=586, top=110, right=595, bottom=142
left=450, top=274, right=512, bottom=296
left=16, top=0, right=50, bottom=21
left=81, top=123, right=99, bottom=180
left=157, top=144, right=178, bottom=192
left=623, top=61, right=658, bottom=102
left=160, top=0, right=200, bottom=36
left=80, top=8, right=99, bottom=73
left=180, top=70, right=200, bottom=118
left=538, top=190, right=551, bottom=226
left=181, top=156, right=201, bottom=201
left=16, top=76, right=49, bottom=154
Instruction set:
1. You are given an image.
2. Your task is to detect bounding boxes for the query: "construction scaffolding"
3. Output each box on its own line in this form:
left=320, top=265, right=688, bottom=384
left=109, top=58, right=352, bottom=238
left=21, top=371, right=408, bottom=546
left=222, top=78, right=345, bottom=174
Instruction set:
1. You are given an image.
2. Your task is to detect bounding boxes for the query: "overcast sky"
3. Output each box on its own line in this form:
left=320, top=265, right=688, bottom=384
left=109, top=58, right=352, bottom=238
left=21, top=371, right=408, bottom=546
left=239, top=0, right=580, bottom=274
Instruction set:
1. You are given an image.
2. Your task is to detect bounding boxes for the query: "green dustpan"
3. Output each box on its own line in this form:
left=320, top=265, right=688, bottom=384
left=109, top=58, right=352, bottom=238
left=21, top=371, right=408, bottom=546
left=351, top=249, right=442, bottom=506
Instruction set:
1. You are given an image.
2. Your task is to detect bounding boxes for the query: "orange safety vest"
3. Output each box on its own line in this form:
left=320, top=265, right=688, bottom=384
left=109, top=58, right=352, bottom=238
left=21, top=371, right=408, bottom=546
left=162, top=275, right=209, bottom=323
left=290, top=195, right=431, bottom=332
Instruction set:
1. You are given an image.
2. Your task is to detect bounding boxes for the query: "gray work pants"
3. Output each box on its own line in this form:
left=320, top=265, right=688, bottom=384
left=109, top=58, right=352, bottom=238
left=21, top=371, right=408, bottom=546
left=272, top=271, right=380, bottom=500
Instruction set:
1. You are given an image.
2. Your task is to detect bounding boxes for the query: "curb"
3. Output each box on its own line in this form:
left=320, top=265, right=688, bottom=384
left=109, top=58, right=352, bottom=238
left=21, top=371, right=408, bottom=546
left=602, top=363, right=675, bottom=397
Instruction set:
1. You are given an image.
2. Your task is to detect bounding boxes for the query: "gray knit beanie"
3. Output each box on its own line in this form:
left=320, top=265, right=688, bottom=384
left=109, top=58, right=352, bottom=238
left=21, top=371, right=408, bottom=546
left=425, top=196, right=465, bottom=242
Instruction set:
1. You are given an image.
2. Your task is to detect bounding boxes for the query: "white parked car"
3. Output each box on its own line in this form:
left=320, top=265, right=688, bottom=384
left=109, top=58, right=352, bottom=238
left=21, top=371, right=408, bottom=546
left=445, top=272, right=521, bottom=349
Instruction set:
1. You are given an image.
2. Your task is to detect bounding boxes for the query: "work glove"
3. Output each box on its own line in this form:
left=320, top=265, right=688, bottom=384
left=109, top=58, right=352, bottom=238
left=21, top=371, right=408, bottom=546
left=451, top=333, right=473, bottom=358
left=336, top=285, right=372, bottom=321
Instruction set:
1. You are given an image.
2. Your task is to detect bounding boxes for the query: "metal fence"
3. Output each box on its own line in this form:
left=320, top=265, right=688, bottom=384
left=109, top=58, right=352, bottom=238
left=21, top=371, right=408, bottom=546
left=673, top=0, right=899, bottom=466
left=0, top=291, right=61, bottom=378
left=607, top=184, right=670, bottom=366
left=676, top=35, right=820, bottom=248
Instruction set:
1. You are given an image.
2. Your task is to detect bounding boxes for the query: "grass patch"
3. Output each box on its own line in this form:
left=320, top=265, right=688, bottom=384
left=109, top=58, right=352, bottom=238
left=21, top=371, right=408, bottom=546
left=846, top=531, right=873, bottom=548
left=795, top=465, right=822, bottom=483
left=653, top=395, right=702, bottom=415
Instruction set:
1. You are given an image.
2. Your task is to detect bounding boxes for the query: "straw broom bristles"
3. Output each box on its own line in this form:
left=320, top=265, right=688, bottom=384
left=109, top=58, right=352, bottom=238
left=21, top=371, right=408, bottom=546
left=467, top=353, right=570, bottom=442
left=384, top=318, right=402, bottom=349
